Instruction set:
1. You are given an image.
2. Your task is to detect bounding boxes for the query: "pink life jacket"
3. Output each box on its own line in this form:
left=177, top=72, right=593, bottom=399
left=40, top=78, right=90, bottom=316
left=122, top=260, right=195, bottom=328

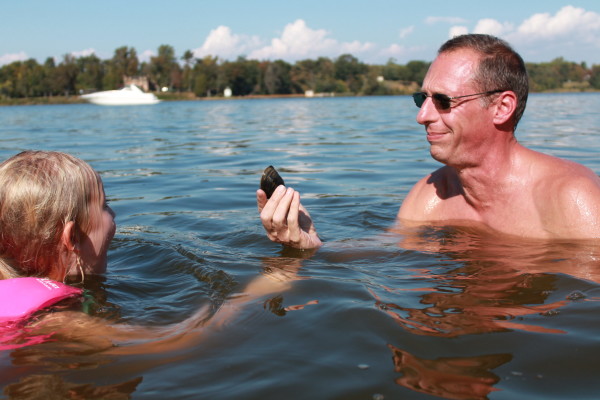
left=0, top=277, right=82, bottom=322
left=0, top=278, right=82, bottom=350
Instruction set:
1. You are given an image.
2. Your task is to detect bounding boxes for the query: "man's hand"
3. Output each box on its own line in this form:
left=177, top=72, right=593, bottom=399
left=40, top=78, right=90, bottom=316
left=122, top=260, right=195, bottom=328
left=257, top=185, right=322, bottom=249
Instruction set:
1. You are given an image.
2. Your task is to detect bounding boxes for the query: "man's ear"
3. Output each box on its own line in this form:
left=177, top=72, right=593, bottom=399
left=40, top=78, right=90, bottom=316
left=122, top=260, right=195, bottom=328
left=492, top=90, right=517, bottom=126
left=61, top=221, right=78, bottom=252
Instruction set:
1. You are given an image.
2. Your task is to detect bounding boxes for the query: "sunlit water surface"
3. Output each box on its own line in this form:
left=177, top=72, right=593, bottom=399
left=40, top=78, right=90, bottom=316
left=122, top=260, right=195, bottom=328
left=1, top=94, right=600, bottom=399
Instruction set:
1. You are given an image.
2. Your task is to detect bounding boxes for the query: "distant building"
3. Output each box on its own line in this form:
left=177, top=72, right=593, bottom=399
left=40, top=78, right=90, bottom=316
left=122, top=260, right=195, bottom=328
left=123, top=76, right=150, bottom=92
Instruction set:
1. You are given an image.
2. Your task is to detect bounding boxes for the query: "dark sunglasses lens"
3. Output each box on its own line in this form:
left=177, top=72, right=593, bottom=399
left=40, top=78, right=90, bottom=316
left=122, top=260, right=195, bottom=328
left=432, top=94, right=451, bottom=109
left=412, top=93, right=426, bottom=108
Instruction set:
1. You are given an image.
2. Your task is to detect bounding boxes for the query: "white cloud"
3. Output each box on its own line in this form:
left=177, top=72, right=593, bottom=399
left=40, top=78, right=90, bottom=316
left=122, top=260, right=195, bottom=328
left=512, top=5, right=600, bottom=42
left=426, top=16, right=468, bottom=25
left=70, top=48, right=96, bottom=58
left=473, top=19, right=514, bottom=37
left=185, top=7, right=600, bottom=65
left=249, top=19, right=373, bottom=61
left=340, top=40, right=374, bottom=54
left=250, top=19, right=333, bottom=60
left=194, top=25, right=262, bottom=60
left=429, top=6, right=600, bottom=46
left=191, top=20, right=373, bottom=62
left=139, top=49, right=155, bottom=63
left=380, top=44, right=407, bottom=59
left=399, top=26, right=414, bottom=39
left=436, top=6, right=600, bottom=62
left=379, top=43, right=430, bottom=63
left=449, top=26, right=469, bottom=38
left=0, top=51, right=28, bottom=66
left=504, top=6, right=600, bottom=62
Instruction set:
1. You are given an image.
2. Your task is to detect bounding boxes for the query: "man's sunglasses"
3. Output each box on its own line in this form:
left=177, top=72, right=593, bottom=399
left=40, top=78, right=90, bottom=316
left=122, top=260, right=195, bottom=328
left=412, top=90, right=504, bottom=110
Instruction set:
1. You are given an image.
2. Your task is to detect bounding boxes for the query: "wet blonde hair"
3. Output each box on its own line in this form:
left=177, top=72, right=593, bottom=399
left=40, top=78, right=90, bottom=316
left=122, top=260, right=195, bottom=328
left=0, top=151, right=103, bottom=280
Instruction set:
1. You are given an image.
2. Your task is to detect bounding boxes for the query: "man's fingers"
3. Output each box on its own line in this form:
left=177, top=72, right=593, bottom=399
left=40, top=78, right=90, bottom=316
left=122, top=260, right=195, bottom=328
left=287, top=191, right=301, bottom=243
left=271, top=187, right=294, bottom=228
left=256, top=189, right=267, bottom=212
left=259, top=186, right=286, bottom=226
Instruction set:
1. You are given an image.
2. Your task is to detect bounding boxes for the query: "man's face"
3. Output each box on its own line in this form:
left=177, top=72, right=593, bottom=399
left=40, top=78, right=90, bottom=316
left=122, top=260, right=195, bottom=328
left=416, top=49, right=496, bottom=168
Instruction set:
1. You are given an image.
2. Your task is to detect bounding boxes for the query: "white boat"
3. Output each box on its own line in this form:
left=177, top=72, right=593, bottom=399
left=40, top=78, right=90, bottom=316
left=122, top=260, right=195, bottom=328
left=81, top=84, right=160, bottom=106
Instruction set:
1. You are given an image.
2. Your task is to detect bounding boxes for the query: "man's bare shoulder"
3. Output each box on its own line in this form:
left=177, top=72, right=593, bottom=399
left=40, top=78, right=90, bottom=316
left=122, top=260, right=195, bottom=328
left=398, top=166, right=459, bottom=220
left=532, top=151, right=600, bottom=194
left=525, top=146, right=596, bottom=177
left=532, top=153, right=600, bottom=238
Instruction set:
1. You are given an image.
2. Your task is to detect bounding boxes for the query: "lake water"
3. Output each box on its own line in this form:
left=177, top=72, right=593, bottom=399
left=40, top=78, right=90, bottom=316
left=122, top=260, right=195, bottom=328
left=1, top=94, right=600, bottom=399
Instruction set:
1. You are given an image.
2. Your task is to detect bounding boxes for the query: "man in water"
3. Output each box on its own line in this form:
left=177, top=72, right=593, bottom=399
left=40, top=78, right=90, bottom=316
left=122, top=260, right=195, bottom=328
left=257, top=34, right=600, bottom=248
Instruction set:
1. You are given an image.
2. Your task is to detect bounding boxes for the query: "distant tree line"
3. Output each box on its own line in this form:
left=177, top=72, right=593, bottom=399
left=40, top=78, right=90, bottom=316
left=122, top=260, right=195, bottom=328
left=1, top=44, right=599, bottom=100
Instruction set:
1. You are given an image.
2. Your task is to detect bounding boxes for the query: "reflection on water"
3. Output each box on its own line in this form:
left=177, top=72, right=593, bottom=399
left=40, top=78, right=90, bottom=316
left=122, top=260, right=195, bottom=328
left=389, top=345, right=511, bottom=400
left=378, top=224, right=600, bottom=399
left=4, top=375, right=142, bottom=399
left=381, top=224, right=597, bottom=335
left=1, top=95, right=600, bottom=399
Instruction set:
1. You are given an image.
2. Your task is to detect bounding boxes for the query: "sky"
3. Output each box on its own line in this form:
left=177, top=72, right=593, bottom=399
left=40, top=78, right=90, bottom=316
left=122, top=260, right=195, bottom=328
left=2, top=1, right=600, bottom=67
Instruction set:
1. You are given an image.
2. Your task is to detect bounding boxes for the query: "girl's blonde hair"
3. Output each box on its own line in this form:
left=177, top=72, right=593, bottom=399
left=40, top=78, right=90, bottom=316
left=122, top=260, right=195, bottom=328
left=0, top=151, right=103, bottom=280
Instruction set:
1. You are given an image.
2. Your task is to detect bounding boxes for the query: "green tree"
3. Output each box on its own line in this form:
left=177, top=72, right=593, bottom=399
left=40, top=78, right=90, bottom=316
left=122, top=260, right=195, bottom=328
left=382, top=58, right=409, bottom=81
left=527, top=62, right=561, bottom=91
left=192, top=55, right=219, bottom=97
left=0, top=61, right=20, bottom=97
left=404, top=60, right=429, bottom=86
left=4, top=59, right=45, bottom=97
left=263, top=60, right=292, bottom=95
left=221, top=56, right=260, bottom=96
left=181, top=50, right=195, bottom=92
left=103, top=46, right=139, bottom=89
left=589, top=65, right=600, bottom=89
left=24, top=59, right=47, bottom=97
left=42, top=57, right=60, bottom=96
left=54, top=54, right=79, bottom=96
left=291, top=59, right=318, bottom=92
left=528, top=58, right=589, bottom=91
left=76, top=54, right=104, bottom=92
left=362, top=65, right=390, bottom=95
left=1, top=43, right=597, bottom=101
left=116, top=46, right=139, bottom=77
left=334, top=54, right=368, bottom=93
left=314, top=57, right=338, bottom=93
left=150, top=44, right=179, bottom=90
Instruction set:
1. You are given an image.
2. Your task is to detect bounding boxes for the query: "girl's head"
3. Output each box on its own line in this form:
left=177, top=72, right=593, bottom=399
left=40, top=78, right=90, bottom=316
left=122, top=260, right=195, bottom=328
left=0, top=151, right=115, bottom=281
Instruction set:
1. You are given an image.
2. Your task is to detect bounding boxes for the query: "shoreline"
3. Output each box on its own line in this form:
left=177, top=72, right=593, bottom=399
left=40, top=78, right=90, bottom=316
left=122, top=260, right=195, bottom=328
left=1, top=89, right=599, bottom=106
